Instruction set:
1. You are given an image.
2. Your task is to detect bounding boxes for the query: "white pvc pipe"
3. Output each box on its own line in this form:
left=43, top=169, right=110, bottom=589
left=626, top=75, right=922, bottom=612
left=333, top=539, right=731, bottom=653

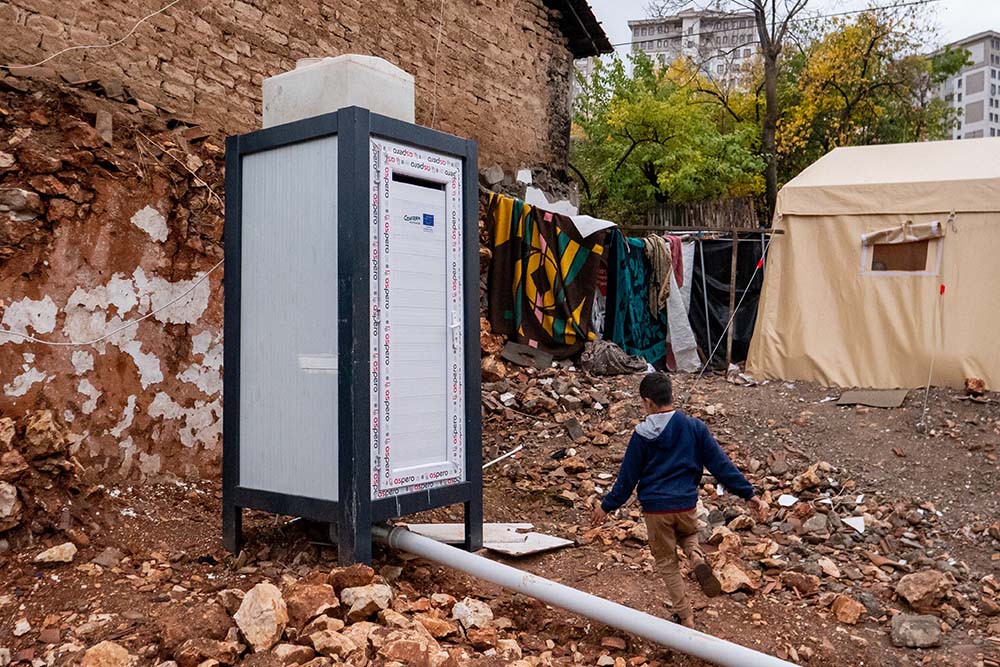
left=374, top=525, right=797, bottom=667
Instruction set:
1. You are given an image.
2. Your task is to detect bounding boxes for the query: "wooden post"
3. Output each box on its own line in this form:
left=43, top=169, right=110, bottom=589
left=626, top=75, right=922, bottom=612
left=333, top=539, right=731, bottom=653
left=725, top=227, right=738, bottom=367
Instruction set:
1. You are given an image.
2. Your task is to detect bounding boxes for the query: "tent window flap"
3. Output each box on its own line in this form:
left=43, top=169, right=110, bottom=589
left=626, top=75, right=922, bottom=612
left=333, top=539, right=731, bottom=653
left=859, top=220, right=944, bottom=275
left=860, top=220, right=944, bottom=246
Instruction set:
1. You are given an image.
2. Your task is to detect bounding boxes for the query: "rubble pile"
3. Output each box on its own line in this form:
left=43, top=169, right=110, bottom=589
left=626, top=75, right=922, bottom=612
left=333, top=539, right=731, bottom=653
left=9, top=559, right=549, bottom=667
left=477, top=351, right=1000, bottom=662
left=0, top=410, right=82, bottom=547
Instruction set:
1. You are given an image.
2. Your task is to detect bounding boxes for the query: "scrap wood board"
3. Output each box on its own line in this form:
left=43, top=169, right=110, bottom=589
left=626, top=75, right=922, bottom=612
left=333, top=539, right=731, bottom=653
left=837, top=389, right=908, bottom=408
left=405, top=523, right=573, bottom=557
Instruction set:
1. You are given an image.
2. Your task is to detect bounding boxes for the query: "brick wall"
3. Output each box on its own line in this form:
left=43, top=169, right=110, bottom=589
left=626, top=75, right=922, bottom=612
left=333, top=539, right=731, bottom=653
left=0, top=0, right=576, bottom=173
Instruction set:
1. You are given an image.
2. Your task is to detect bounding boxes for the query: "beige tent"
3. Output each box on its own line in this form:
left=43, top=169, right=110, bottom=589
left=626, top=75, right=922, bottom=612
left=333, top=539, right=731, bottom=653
left=748, top=138, right=1000, bottom=390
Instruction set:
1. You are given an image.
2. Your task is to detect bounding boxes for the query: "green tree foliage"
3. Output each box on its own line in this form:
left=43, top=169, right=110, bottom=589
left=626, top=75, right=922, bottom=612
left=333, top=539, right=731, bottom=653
left=776, top=9, right=967, bottom=180
left=571, top=53, right=764, bottom=223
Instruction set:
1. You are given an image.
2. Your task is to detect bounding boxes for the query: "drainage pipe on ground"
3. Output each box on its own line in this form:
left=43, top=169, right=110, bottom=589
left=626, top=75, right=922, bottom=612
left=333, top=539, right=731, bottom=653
left=373, top=524, right=798, bottom=667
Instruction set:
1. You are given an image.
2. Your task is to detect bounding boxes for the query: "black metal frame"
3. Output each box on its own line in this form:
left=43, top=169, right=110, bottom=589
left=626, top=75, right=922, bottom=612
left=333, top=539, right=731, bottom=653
left=223, top=107, right=482, bottom=564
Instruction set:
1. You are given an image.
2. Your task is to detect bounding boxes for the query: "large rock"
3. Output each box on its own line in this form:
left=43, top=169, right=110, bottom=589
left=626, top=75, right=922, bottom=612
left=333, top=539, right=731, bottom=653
left=782, top=572, right=821, bottom=596
left=327, top=564, right=374, bottom=593
left=340, top=583, right=392, bottom=622
left=0, top=417, right=14, bottom=449
left=0, top=481, right=22, bottom=532
left=174, top=639, right=242, bottom=667
left=234, top=583, right=289, bottom=652
left=35, top=542, right=77, bottom=563
left=0, top=449, right=28, bottom=483
left=717, top=561, right=758, bottom=593
left=801, top=514, right=828, bottom=535
left=832, top=595, right=865, bottom=625
left=791, top=465, right=821, bottom=492
left=376, top=629, right=445, bottom=666
left=891, top=614, right=942, bottom=648
left=80, top=641, right=136, bottom=667
left=270, top=644, right=315, bottom=666
left=414, top=612, right=459, bottom=638
left=451, top=597, right=493, bottom=630
left=22, top=410, right=67, bottom=460
left=158, top=603, right=233, bottom=653
left=284, top=582, right=339, bottom=629
left=896, top=570, right=953, bottom=612
left=307, top=631, right=358, bottom=660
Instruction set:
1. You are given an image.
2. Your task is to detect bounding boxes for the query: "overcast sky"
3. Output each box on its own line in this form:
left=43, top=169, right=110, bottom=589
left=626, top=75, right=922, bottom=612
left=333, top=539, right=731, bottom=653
left=587, top=0, right=1000, bottom=52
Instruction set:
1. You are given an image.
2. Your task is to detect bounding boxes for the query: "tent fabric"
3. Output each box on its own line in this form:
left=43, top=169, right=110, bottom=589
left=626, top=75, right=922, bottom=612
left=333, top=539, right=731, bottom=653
left=777, top=138, right=1000, bottom=215
left=748, top=138, right=1000, bottom=389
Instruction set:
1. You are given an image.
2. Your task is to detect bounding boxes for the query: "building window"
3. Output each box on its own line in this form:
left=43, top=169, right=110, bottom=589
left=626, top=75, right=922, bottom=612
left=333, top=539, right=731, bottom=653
left=744, top=48, right=751, bottom=57
left=658, top=25, right=665, bottom=34
left=717, top=64, right=724, bottom=73
left=958, top=78, right=963, bottom=88
left=958, top=93, right=963, bottom=101
left=993, top=128, right=997, bottom=136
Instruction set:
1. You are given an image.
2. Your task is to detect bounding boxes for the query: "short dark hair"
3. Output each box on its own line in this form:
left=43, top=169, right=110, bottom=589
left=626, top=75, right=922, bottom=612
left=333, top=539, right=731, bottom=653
left=640, top=372, right=672, bottom=407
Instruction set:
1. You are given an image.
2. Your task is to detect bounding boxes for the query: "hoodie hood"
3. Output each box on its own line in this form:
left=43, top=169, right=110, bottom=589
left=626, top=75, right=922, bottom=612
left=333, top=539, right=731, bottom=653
left=635, top=411, right=674, bottom=440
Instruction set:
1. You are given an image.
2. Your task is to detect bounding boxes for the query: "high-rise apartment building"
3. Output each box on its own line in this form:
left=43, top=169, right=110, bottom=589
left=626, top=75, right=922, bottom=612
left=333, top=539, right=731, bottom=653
left=935, top=30, right=1000, bottom=139
left=627, top=8, right=759, bottom=87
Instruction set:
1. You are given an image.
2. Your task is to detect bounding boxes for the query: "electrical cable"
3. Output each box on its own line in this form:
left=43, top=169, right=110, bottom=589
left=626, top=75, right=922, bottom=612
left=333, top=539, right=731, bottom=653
left=0, top=0, right=189, bottom=70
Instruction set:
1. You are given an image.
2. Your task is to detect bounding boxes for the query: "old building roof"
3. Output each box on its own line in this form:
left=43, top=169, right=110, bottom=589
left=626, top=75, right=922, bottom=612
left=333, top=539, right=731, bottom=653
left=546, top=0, right=613, bottom=57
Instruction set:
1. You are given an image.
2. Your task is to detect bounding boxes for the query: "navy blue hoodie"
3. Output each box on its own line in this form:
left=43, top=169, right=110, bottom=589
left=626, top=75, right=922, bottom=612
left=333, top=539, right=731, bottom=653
left=601, top=410, right=754, bottom=514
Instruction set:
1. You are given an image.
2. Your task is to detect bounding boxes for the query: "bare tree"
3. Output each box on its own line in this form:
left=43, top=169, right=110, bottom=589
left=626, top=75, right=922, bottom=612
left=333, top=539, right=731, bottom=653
left=732, top=0, right=810, bottom=219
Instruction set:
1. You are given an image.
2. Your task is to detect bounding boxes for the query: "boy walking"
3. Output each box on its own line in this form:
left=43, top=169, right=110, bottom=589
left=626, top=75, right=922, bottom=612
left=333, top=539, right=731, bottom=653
left=592, top=373, right=766, bottom=627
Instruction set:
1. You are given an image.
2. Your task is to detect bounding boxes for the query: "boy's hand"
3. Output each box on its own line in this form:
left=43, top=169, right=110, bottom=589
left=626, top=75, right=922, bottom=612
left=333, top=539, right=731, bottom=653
left=748, top=496, right=768, bottom=522
left=591, top=505, right=607, bottom=527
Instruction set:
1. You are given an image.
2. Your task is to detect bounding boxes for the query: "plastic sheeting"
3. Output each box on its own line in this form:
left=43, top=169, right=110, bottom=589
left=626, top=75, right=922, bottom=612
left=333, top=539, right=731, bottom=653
left=689, top=238, right=766, bottom=369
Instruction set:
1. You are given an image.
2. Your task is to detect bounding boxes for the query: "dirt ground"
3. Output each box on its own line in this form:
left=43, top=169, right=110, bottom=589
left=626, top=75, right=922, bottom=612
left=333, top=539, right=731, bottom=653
left=2, top=370, right=999, bottom=666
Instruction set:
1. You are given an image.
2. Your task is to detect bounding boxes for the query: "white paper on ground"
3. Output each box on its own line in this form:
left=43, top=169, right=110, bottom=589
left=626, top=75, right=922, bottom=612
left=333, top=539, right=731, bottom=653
left=843, top=516, right=866, bottom=534
left=778, top=494, right=799, bottom=507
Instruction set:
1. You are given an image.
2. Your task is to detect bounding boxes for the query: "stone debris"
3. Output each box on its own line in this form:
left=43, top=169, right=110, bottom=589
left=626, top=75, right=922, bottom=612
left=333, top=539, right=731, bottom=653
left=451, top=597, right=494, bottom=630
left=80, top=641, right=136, bottom=667
left=891, top=614, right=943, bottom=648
left=233, top=583, right=289, bottom=652
left=340, top=583, right=393, bottom=622
left=34, top=541, right=77, bottom=563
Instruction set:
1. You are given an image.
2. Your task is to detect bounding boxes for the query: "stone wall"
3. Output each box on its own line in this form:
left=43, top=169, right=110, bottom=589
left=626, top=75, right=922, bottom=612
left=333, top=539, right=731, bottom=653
left=0, top=0, right=577, bottom=174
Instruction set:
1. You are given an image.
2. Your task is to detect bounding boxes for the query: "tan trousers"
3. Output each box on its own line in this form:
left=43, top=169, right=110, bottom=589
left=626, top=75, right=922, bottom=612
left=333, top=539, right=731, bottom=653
left=645, top=510, right=704, bottom=622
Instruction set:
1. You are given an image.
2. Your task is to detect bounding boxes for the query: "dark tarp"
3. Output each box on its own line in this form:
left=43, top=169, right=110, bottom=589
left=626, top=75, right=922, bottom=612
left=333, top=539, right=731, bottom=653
left=689, top=238, right=766, bottom=369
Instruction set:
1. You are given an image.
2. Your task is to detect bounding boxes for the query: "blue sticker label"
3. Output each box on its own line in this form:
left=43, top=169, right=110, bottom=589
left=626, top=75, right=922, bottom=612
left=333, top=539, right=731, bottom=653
left=422, top=214, right=434, bottom=227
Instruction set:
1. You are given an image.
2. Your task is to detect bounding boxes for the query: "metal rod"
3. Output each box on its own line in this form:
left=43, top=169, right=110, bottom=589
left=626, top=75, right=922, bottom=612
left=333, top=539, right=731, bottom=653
left=725, top=228, right=739, bottom=367
left=374, top=525, right=798, bottom=667
left=482, top=445, right=523, bottom=470
left=699, top=238, right=712, bottom=359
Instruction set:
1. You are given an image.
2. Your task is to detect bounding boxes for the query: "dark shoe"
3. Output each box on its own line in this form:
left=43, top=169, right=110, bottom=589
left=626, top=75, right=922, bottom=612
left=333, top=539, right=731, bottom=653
left=672, top=612, right=695, bottom=628
left=693, top=561, right=722, bottom=597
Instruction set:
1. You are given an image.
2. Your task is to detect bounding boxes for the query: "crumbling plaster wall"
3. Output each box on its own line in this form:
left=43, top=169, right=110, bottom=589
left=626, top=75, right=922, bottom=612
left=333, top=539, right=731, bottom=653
left=0, top=86, right=225, bottom=481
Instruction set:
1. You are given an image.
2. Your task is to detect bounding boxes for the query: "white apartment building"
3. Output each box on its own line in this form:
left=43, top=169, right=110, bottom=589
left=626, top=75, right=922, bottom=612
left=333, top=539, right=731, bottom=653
left=627, top=8, right=759, bottom=87
left=936, top=30, right=1000, bottom=139
left=570, top=56, right=600, bottom=107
